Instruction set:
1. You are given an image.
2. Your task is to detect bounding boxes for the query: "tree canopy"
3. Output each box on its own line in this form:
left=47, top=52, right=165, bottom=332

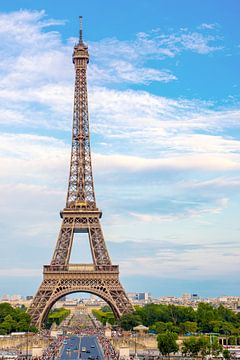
left=93, top=302, right=240, bottom=336
left=157, top=331, right=179, bottom=356
left=0, top=303, right=37, bottom=334
left=45, top=307, right=70, bottom=329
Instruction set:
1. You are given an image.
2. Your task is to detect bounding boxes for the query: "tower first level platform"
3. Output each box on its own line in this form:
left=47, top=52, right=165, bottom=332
left=29, top=263, right=132, bottom=328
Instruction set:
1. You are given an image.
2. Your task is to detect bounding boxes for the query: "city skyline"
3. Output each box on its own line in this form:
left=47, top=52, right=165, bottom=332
left=0, top=0, right=239, bottom=297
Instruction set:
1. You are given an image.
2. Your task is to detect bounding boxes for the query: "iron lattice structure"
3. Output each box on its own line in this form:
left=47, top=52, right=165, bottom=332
left=28, top=18, right=133, bottom=328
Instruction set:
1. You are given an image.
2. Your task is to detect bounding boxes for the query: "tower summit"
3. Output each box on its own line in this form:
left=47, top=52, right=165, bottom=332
left=79, top=15, right=83, bottom=44
left=28, top=18, right=133, bottom=328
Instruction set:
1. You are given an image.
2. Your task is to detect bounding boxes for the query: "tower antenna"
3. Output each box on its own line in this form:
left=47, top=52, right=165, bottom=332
left=79, top=15, right=83, bottom=43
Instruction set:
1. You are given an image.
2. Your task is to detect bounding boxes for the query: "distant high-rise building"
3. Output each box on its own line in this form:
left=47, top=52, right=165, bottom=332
left=128, top=292, right=150, bottom=301
left=191, top=293, right=199, bottom=301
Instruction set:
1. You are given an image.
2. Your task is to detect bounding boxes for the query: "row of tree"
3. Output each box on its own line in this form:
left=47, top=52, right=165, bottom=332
left=45, top=307, right=70, bottom=329
left=0, top=303, right=37, bottom=334
left=0, top=303, right=70, bottom=334
left=115, top=303, right=240, bottom=335
left=92, top=307, right=115, bottom=325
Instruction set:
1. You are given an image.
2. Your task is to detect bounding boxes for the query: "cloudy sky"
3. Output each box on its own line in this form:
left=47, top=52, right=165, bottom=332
left=0, top=0, right=239, bottom=298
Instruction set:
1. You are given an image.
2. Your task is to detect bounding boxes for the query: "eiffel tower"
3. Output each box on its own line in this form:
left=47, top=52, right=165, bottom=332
left=28, top=17, right=133, bottom=328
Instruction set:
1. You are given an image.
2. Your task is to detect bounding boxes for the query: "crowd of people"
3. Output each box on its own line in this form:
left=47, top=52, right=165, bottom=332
left=96, top=332, right=119, bottom=360
left=41, top=335, right=64, bottom=360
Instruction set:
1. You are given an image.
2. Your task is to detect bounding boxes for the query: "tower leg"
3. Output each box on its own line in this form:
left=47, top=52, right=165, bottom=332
left=28, top=279, right=56, bottom=327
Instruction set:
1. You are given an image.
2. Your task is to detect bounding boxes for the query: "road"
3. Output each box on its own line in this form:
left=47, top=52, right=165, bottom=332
left=59, top=335, right=104, bottom=360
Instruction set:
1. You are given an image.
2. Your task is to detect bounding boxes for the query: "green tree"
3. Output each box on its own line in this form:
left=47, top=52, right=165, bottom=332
left=182, top=337, right=201, bottom=357
left=223, top=349, right=231, bottom=360
left=210, top=320, right=222, bottom=333
left=228, top=336, right=237, bottom=345
left=119, top=314, right=141, bottom=330
left=101, top=305, right=112, bottom=313
left=217, top=305, right=236, bottom=323
left=196, top=303, right=218, bottom=333
left=182, top=336, right=222, bottom=359
left=0, top=325, right=8, bottom=335
left=139, top=304, right=167, bottom=326
left=92, top=309, right=116, bottom=325
left=198, top=336, right=210, bottom=359
left=210, top=337, right=223, bottom=358
left=17, top=319, right=30, bottom=332
left=221, top=323, right=238, bottom=335
left=1, top=315, right=18, bottom=333
left=0, top=303, right=14, bottom=322
left=104, top=312, right=116, bottom=325
left=151, top=321, right=180, bottom=334
left=165, top=322, right=179, bottom=333
left=180, top=321, right=198, bottom=335
left=151, top=321, right=166, bottom=334
left=46, top=308, right=70, bottom=329
left=157, top=331, right=179, bottom=357
left=0, top=303, right=38, bottom=335
left=169, top=305, right=196, bottom=324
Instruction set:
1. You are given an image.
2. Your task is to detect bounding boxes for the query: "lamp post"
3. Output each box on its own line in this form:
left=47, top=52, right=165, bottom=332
left=26, top=329, right=29, bottom=359
left=26, top=324, right=31, bottom=359
left=134, top=332, right=136, bottom=357
left=133, top=331, right=138, bottom=359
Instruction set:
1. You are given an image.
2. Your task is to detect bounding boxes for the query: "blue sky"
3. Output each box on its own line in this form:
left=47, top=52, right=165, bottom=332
left=0, top=0, right=239, bottom=298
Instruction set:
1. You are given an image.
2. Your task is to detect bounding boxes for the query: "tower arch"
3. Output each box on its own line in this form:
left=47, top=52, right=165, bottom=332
left=38, top=288, right=121, bottom=327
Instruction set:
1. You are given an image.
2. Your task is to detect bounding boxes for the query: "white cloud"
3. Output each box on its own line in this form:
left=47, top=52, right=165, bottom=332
left=93, top=153, right=240, bottom=172
left=178, top=32, right=222, bottom=54
left=90, top=60, right=176, bottom=84
left=129, top=198, right=229, bottom=222
left=1, top=133, right=239, bottom=192
left=0, top=133, right=69, bottom=192
left=120, top=245, right=240, bottom=279
left=199, top=23, right=218, bottom=30
left=91, top=27, right=222, bottom=62
left=183, top=177, right=240, bottom=190
left=0, top=133, right=68, bottom=159
left=0, top=9, right=229, bottom=135
left=0, top=10, right=65, bottom=48
left=89, top=27, right=223, bottom=84
left=90, top=87, right=240, bottom=140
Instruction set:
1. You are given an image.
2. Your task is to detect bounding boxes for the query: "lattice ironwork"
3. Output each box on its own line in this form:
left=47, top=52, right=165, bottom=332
left=30, top=270, right=133, bottom=327
left=28, top=17, right=133, bottom=328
